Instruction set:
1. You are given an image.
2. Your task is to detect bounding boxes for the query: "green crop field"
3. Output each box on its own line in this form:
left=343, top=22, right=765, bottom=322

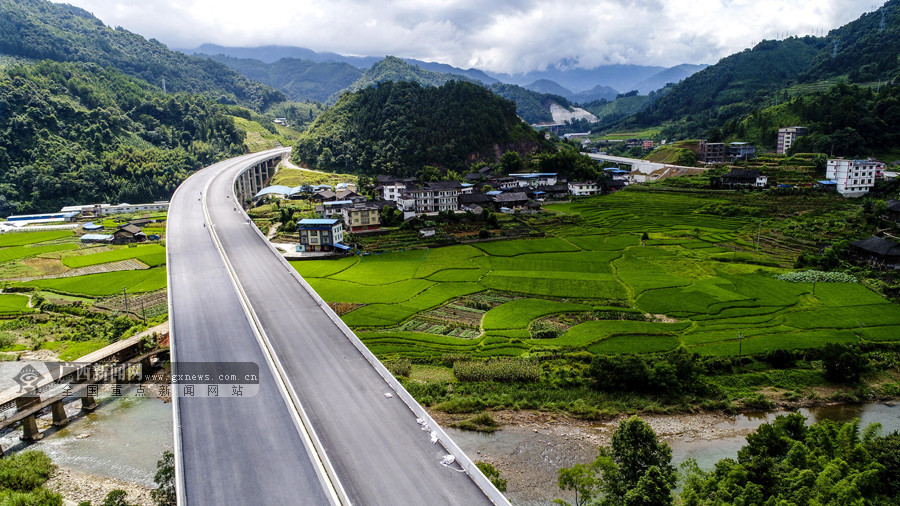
left=62, top=244, right=167, bottom=268
left=0, top=294, right=32, bottom=314
left=0, top=243, right=78, bottom=263
left=0, top=230, right=73, bottom=247
left=17, top=268, right=167, bottom=296
left=289, top=189, right=900, bottom=360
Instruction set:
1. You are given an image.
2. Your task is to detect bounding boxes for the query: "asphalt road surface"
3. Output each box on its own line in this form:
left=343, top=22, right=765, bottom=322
left=171, top=149, right=502, bottom=505
left=168, top=151, right=334, bottom=505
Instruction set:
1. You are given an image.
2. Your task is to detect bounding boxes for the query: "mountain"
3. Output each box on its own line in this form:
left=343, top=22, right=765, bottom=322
left=0, top=0, right=285, bottom=111
left=0, top=61, right=245, bottom=213
left=629, top=37, right=826, bottom=136
left=188, top=43, right=381, bottom=68
left=569, top=85, right=620, bottom=104
left=524, top=79, right=574, bottom=98
left=487, top=64, right=669, bottom=95
left=632, top=64, right=708, bottom=94
left=331, top=56, right=484, bottom=103
left=292, top=80, right=549, bottom=176
left=800, top=2, right=900, bottom=84
left=202, top=54, right=363, bottom=102
left=404, top=59, right=499, bottom=85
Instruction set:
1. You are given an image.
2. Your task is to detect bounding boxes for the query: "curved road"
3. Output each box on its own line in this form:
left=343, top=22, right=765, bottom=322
left=170, top=149, right=504, bottom=505
left=167, top=151, right=335, bottom=505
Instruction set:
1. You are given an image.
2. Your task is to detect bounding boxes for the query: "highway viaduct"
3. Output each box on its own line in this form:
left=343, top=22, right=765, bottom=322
left=168, top=148, right=507, bottom=505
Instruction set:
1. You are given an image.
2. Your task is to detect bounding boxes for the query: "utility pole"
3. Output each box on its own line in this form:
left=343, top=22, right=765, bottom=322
left=122, top=288, right=128, bottom=314
left=756, top=219, right=762, bottom=251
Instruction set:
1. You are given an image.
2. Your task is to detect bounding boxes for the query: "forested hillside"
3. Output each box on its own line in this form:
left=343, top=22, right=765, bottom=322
left=717, top=82, right=900, bottom=158
left=629, top=37, right=825, bottom=137
left=203, top=54, right=363, bottom=102
left=329, top=56, right=482, bottom=103
left=0, top=61, right=244, bottom=214
left=801, top=2, right=900, bottom=84
left=0, top=0, right=285, bottom=110
left=293, top=80, right=549, bottom=176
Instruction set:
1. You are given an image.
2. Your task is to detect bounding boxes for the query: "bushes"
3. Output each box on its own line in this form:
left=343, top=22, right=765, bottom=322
left=0, top=451, right=56, bottom=493
left=454, top=358, right=541, bottom=383
left=589, top=349, right=703, bottom=396
left=820, top=343, right=869, bottom=383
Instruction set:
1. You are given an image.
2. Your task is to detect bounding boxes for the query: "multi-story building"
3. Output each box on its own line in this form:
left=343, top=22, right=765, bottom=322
left=729, top=142, right=756, bottom=161
left=826, top=158, right=884, bottom=197
left=776, top=127, right=807, bottom=154
left=340, top=202, right=383, bottom=232
left=568, top=181, right=599, bottom=196
left=698, top=140, right=727, bottom=163
left=298, top=218, right=344, bottom=252
left=403, top=181, right=461, bottom=214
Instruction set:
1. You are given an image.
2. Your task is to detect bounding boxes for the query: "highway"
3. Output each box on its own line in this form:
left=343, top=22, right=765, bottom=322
left=167, top=151, right=336, bottom=505
left=170, top=148, right=505, bottom=505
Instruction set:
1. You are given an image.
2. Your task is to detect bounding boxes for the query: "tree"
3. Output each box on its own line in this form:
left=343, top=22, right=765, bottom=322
left=151, top=451, right=177, bottom=506
left=103, top=490, right=131, bottom=506
left=500, top=151, right=524, bottom=174
left=820, top=343, right=869, bottom=383
left=556, top=416, right=675, bottom=505
left=475, top=461, right=507, bottom=492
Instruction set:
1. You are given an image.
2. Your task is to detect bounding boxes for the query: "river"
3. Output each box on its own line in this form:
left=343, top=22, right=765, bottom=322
left=1, top=399, right=897, bottom=505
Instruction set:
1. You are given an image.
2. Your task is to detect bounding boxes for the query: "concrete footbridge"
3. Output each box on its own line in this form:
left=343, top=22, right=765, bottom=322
left=168, top=148, right=507, bottom=505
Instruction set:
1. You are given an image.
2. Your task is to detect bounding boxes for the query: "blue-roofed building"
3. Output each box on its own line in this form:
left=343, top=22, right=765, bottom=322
left=7, top=212, right=78, bottom=223
left=298, top=218, right=344, bottom=252
left=82, top=222, right=104, bottom=231
left=254, top=185, right=294, bottom=199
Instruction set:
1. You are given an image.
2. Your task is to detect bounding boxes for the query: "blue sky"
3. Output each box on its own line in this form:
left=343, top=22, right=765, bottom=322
left=53, top=0, right=878, bottom=73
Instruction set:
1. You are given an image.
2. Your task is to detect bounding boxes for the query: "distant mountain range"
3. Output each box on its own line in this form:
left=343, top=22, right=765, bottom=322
left=186, top=44, right=706, bottom=101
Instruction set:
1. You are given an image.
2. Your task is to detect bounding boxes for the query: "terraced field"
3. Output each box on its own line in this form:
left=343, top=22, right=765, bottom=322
left=293, top=190, right=899, bottom=360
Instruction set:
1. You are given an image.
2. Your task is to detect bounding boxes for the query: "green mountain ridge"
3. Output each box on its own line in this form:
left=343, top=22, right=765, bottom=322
left=292, top=80, right=549, bottom=176
left=0, top=0, right=285, bottom=111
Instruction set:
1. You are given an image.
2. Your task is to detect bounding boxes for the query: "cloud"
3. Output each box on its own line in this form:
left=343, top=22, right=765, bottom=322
left=53, top=0, right=878, bottom=73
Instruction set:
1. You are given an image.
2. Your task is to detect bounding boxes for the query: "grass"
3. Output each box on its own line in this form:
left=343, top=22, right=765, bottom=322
left=269, top=167, right=358, bottom=188
left=42, top=339, right=110, bottom=361
left=0, top=294, right=31, bottom=314
left=0, top=231, right=73, bottom=247
left=16, top=268, right=167, bottom=296
left=61, top=244, right=167, bottom=268
left=483, top=299, right=592, bottom=330
left=0, top=243, right=78, bottom=263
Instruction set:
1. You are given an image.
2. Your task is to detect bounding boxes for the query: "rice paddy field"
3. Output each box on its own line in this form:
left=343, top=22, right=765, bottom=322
left=293, top=190, right=899, bottom=360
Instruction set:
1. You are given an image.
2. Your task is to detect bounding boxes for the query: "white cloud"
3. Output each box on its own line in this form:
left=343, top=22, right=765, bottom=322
left=53, top=0, right=878, bottom=72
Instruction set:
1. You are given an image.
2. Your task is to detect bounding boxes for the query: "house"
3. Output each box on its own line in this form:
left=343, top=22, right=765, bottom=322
left=403, top=181, right=461, bottom=214
left=61, top=202, right=169, bottom=216
left=642, top=140, right=655, bottom=150
left=335, top=190, right=364, bottom=202
left=340, top=201, right=383, bottom=232
left=722, top=169, right=767, bottom=188
left=298, top=218, right=345, bottom=252
left=777, top=127, right=806, bottom=154
left=626, top=138, right=642, bottom=148
left=492, top=192, right=529, bottom=210
left=459, top=183, right=475, bottom=195
left=319, top=200, right=354, bottom=218
left=311, top=190, right=337, bottom=202
left=826, top=158, right=884, bottom=197
left=273, top=118, right=288, bottom=126
left=535, top=184, right=569, bottom=199
left=377, top=181, right=408, bottom=203
left=885, top=199, right=900, bottom=222
left=850, top=236, right=900, bottom=268
left=698, top=140, right=727, bottom=164
left=114, top=224, right=145, bottom=244
left=508, top=173, right=558, bottom=187
left=568, top=181, right=600, bottom=196
left=489, top=177, right=519, bottom=190
left=729, top=142, right=756, bottom=161
left=607, top=180, right=628, bottom=192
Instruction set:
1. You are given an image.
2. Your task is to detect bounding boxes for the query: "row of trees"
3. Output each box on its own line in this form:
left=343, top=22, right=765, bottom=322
left=557, top=413, right=900, bottom=505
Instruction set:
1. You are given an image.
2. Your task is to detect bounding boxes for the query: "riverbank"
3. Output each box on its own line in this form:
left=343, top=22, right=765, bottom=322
left=436, top=402, right=900, bottom=506
left=48, top=465, right=155, bottom=506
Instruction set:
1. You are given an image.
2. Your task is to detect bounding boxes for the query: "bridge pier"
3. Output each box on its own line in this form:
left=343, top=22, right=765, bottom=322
left=50, top=399, right=68, bottom=426
left=15, top=397, right=42, bottom=440
left=81, top=394, right=98, bottom=411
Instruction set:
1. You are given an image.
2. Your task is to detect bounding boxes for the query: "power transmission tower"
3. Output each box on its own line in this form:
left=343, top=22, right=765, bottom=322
left=833, top=39, right=840, bottom=58
left=162, top=78, right=166, bottom=94
left=881, top=10, right=886, bottom=32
